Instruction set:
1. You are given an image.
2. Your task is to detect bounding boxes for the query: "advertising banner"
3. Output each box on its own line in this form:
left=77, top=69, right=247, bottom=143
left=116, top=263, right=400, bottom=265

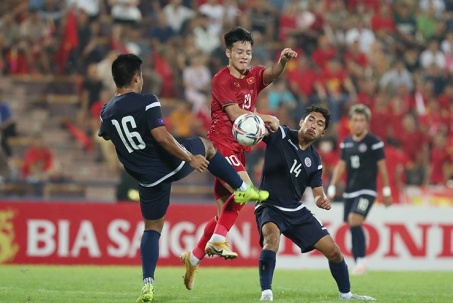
left=0, top=201, right=452, bottom=271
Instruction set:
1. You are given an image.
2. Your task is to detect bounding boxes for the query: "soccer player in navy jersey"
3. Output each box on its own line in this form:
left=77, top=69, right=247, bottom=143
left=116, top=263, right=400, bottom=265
left=327, top=104, right=393, bottom=276
left=180, top=26, right=297, bottom=291
left=98, top=53, right=269, bottom=303
left=256, top=105, right=375, bottom=301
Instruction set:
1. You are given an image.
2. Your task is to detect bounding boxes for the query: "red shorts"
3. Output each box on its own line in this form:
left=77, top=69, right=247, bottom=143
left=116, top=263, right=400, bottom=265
left=213, top=144, right=246, bottom=200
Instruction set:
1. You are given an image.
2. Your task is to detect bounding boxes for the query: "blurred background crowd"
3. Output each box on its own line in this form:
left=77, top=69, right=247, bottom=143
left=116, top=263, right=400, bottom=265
left=0, top=0, right=452, bottom=203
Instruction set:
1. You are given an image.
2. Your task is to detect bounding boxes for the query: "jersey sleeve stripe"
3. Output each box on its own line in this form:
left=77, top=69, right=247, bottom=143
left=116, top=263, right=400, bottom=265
left=279, top=126, right=286, bottom=139
left=145, top=102, right=161, bottom=111
left=371, top=141, right=384, bottom=150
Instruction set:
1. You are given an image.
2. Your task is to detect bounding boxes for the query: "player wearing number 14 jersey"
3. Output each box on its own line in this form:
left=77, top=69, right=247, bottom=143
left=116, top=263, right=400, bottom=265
left=98, top=53, right=268, bottom=302
left=180, top=27, right=298, bottom=291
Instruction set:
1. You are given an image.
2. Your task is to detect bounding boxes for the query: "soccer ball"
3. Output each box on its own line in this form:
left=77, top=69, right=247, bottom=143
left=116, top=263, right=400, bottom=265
left=232, top=113, right=266, bottom=146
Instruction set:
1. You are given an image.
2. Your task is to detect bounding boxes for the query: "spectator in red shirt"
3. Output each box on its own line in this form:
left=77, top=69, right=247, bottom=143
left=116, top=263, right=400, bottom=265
left=419, top=98, right=448, bottom=138
left=287, top=54, right=318, bottom=107
left=387, top=95, right=407, bottom=137
left=437, top=83, right=453, bottom=112
left=378, top=137, right=411, bottom=203
left=369, top=92, right=390, bottom=142
left=22, top=134, right=61, bottom=183
left=429, top=132, right=450, bottom=185
left=398, top=113, right=429, bottom=163
left=311, top=34, right=337, bottom=70
left=371, top=3, right=395, bottom=37
left=317, top=57, right=357, bottom=123
left=343, top=39, right=370, bottom=83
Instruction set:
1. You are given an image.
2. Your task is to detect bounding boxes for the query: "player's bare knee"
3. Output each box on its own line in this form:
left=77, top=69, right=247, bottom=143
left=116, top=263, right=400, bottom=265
left=325, top=244, right=343, bottom=263
left=200, top=137, right=217, bottom=159
left=262, top=233, right=279, bottom=251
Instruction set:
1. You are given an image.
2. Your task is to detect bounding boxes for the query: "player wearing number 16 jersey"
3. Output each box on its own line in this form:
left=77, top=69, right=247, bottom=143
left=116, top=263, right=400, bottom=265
left=98, top=53, right=268, bottom=302
left=180, top=27, right=298, bottom=291
left=328, top=104, right=393, bottom=276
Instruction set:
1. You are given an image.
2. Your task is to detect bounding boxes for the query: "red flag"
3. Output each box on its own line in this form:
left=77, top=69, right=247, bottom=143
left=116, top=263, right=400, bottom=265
left=55, top=9, right=78, bottom=74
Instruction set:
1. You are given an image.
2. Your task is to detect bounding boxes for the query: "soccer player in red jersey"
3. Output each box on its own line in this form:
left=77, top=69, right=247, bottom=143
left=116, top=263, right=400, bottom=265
left=180, top=27, right=297, bottom=290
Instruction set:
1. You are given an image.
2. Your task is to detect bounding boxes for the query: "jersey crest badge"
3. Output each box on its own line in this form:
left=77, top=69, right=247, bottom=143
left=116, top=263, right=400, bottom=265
left=304, top=157, right=312, bottom=167
left=247, top=77, right=255, bottom=84
left=359, top=143, right=367, bottom=153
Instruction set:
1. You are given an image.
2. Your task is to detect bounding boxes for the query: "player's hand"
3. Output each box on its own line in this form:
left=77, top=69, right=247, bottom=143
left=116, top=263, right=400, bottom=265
left=382, top=196, right=393, bottom=207
left=316, top=196, right=331, bottom=210
left=188, top=154, right=209, bottom=172
left=279, top=48, right=298, bottom=63
left=268, top=115, right=280, bottom=132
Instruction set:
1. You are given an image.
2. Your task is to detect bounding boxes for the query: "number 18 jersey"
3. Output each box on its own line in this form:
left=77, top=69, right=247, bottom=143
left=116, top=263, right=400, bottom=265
left=340, top=133, right=385, bottom=197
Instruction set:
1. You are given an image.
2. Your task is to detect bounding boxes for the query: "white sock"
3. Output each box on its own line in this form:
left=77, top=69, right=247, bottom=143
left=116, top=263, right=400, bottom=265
left=143, top=277, right=154, bottom=285
left=239, top=182, right=248, bottom=190
left=189, top=251, right=200, bottom=266
left=340, top=292, right=352, bottom=299
left=356, top=257, right=367, bottom=264
left=210, top=234, right=226, bottom=242
left=262, top=289, right=273, bottom=296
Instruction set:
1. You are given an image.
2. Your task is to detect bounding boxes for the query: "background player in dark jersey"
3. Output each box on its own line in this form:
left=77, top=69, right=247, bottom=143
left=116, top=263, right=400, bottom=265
left=98, top=54, right=268, bottom=303
left=256, top=105, right=375, bottom=301
left=180, top=27, right=298, bottom=290
left=327, top=104, right=393, bottom=276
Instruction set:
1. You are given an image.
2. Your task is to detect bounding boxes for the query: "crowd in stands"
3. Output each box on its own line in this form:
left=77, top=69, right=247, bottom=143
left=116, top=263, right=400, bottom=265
left=1, top=0, right=453, bottom=201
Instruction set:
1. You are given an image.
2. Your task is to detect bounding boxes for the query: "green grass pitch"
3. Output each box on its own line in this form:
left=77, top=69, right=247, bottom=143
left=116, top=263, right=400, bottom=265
left=1, top=265, right=452, bottom=302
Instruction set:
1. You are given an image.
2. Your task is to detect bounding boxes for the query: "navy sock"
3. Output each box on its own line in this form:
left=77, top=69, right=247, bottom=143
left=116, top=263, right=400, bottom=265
left=140, top=230, right=161, bottom=281
left=350, top=226, right=366, bottom=261
left=259, top=249, right=276, bottom=291
left=207, top=152, right=243, bottom=189
left=329, top=258, right=350, bottom=293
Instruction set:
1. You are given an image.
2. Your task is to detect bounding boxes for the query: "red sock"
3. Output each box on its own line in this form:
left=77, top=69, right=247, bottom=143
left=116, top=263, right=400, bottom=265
left=214, top=195, right=244, bottom=237
left=192, top=216, right=217, bottom=260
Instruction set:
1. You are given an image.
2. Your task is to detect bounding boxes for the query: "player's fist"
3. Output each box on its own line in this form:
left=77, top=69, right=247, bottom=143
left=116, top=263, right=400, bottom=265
left=267, top=115, right=280, bottom=132
left=279, top=48, right=298, bottom=63
left=188, top=154, right=209, bottom=172
left=315, top=195, right=331, bottom=210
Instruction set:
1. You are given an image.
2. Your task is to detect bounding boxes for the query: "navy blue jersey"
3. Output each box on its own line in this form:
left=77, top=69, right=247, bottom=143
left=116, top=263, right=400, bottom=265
left=99, top=93, right=184, bottom=185
left=340, top=132, right=385, bottom=197
left=259, top=126, right=323, bottom=209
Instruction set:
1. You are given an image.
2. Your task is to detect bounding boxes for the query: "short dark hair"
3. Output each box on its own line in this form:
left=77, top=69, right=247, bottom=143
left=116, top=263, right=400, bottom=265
left=111, top=54, right=142, bottom=88
left=224, top=27, right=254, bottom=49
left=305, top=105, right=331, bottom=130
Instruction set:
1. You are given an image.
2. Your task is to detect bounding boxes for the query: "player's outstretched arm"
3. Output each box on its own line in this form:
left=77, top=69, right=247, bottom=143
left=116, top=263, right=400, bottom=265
left=312, top=186, right=331, bottom=210
left=377, top=159, right=393, bottom=207
left=327, top=160, right=346, bottom=199
left=150, top=126, right=209, bottom=172
left=263, top=48, right=298, bottom=84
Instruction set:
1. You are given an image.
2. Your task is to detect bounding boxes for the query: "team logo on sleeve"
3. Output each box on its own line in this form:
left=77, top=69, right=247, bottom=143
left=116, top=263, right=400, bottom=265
left=304, top=157, right=312, bottom=167
left=157, top=118, right=165, bottom=126
left=359, top=143, right=367, bottom=153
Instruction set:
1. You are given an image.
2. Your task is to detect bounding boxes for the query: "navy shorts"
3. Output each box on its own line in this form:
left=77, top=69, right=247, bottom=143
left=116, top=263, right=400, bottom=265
left=255, top=204, right=330, bottom=253
left=139, top=137, right=206, bottom=220
left=343, top=194, right=375, bottom=222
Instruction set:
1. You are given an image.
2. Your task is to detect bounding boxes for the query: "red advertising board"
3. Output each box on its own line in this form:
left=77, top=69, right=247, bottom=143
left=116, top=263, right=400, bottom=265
left=1, top=201, right=453, bottom=271
left=0, top=201, right=260, bottom=266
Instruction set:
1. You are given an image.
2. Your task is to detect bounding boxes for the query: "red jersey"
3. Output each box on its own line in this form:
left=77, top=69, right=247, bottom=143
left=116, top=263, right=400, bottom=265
left=22, top=146, right=54, bottom=178
left=208, top=66, right=268, bottom=153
